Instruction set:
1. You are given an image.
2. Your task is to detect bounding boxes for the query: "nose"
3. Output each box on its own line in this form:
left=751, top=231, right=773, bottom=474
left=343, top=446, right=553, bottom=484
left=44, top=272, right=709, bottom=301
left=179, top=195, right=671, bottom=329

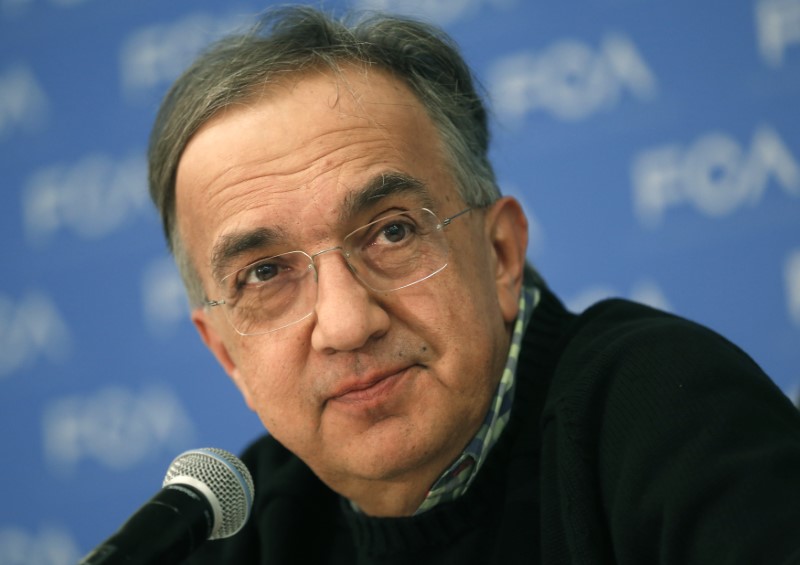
left=309, top=250, right=390, bottom=353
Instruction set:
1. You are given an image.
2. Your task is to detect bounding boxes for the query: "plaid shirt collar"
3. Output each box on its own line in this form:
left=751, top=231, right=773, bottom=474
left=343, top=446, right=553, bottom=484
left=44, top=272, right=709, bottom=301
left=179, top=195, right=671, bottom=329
left=414, top=284, right=540, bottom=514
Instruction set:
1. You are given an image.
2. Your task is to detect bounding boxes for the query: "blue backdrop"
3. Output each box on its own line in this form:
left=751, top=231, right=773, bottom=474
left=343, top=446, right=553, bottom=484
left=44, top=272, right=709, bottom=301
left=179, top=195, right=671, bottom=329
left=2, top=0, right=799, bottom=562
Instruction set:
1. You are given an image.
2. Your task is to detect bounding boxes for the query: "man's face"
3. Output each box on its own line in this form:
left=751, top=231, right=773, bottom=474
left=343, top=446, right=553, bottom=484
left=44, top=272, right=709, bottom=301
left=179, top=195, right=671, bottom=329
left=175, top=66, right=527, bottom=515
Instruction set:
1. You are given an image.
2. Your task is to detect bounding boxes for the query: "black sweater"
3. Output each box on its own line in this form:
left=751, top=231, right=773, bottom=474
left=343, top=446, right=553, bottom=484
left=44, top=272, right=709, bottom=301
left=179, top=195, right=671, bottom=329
left=186, top=289, right=800, bottom=564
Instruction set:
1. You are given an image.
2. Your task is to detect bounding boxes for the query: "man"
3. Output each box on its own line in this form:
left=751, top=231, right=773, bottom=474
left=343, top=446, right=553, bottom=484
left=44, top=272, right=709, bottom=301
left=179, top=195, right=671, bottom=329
left=148, top=6, right=800, bottom=564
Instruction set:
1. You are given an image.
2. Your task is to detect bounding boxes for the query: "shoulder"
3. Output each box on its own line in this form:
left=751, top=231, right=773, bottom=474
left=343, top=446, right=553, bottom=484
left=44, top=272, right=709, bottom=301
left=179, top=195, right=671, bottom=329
left=565, top=298, right=744, bottom=357
left=240, top=433, right=297, bottom=482
left=239, top=433, right=330, bottom=504
left=536, top=298, right=800, bottom=563
left=542, top=297, right=798, bottom=443
left=555, top=298, right=766, bottom=389
left=185, top=434, right=340, bottom=564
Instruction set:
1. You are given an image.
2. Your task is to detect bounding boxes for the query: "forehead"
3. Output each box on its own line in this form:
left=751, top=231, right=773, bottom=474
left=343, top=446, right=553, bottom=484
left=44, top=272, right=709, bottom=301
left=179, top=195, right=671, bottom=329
left=175, top=66, right=459, bottom=282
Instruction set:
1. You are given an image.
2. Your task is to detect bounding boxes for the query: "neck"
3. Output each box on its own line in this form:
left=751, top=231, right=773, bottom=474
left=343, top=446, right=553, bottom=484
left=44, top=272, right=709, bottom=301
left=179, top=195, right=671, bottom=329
left=318, top=412, right=486, bottom=517
left=346, top=479, right=430, bottom=517
left=325, top=427, right=477, bottom=517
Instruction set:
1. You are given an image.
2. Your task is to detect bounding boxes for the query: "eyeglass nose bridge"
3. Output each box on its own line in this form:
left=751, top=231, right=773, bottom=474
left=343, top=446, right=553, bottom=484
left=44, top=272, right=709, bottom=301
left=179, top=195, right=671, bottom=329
left=307, top=245, right=358, bottom=283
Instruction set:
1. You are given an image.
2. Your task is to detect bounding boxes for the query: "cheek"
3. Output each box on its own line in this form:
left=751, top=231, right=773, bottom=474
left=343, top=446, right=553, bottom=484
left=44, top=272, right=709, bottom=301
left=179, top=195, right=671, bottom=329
left=234, top=335, right=313, bottom=423
left=435, top=255, right=508, bottom=367
left=443, top=256, right=503, bottom=325
left=403, top=272, right=503, bottom=368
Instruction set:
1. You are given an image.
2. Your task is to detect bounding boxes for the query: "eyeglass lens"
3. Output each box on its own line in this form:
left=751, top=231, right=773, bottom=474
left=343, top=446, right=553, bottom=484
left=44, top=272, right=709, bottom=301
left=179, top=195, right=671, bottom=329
left=216, top=208, right=462, bottom=335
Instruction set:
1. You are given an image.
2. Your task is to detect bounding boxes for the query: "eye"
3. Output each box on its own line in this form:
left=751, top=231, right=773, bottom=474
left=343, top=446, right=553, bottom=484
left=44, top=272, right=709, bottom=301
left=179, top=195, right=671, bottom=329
left=381, top=221, right=411, bottom=243
left=245, top=261, right=281, bottom=284
left=233, top=256, right=297, bottom=291
left=371, top=215, right=420, bottom=246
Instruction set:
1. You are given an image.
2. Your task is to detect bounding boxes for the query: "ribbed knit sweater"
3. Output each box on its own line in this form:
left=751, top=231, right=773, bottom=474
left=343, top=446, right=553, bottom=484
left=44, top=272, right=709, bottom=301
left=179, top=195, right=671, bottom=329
left=185, top=288, right=800, bottom=564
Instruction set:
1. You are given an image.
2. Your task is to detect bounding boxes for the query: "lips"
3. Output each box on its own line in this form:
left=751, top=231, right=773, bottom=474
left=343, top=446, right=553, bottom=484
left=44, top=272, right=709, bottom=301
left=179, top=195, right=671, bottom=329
left=328, top=366, right=414, bottom=407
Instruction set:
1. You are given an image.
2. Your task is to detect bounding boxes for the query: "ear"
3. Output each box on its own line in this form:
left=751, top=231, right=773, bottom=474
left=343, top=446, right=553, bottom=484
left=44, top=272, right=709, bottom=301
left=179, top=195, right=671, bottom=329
left=191, top=308, right=256, bottom=411
left=485, top=197, right=529, bottom=324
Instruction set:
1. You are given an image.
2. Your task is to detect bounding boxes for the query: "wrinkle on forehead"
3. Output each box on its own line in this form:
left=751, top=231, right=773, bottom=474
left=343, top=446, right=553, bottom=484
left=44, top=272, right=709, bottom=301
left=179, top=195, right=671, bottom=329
left=208, top=170, right=433, bottom=284
left=179, top=66, right=429, bottom=212
left=176, top=65, right=450, bottom=290
left=199, top=128, right=403, bottom=228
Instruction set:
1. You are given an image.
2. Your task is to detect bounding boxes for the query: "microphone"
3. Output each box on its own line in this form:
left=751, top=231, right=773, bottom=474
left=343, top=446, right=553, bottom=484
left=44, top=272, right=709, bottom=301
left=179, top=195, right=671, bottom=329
left=78, top=447, right=254, bottom=565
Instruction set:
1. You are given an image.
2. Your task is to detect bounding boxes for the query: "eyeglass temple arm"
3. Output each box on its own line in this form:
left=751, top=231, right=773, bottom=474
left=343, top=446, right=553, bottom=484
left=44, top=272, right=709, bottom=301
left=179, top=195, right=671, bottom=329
left=441, top=207, right=472, bottom=227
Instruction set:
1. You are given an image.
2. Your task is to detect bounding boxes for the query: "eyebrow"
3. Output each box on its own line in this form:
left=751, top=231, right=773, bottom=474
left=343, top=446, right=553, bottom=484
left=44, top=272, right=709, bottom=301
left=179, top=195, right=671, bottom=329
left=209, top=171, right=432, bottom=282
left=340, top=172, right=433, bottom=223
left=211, top=226, right=287, bottom=283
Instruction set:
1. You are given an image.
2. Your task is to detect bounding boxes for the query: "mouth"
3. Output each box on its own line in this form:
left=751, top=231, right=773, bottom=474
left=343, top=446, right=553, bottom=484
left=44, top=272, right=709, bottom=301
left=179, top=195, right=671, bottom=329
left=328, top=366, right=417, bottom=409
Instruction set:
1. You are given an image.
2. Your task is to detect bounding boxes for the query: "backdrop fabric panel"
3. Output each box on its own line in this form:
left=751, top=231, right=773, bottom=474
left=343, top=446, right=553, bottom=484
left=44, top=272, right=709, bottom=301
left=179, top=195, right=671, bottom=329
left=1, top=0, right=798, bottom=561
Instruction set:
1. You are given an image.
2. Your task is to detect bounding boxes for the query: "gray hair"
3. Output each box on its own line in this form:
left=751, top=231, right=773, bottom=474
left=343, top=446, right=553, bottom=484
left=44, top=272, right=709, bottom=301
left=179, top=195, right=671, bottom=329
left=148, top=5, right=502, bottom=307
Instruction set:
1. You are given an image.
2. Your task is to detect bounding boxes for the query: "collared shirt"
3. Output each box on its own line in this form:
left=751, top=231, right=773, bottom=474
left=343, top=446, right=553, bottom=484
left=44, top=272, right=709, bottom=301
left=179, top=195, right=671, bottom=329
left=414, top=284, right=540, bottom=514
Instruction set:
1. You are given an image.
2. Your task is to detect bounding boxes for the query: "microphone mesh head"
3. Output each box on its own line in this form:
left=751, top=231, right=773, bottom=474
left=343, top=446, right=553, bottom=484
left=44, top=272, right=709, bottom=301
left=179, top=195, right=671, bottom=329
left=163, top=447, right=255, bottom=539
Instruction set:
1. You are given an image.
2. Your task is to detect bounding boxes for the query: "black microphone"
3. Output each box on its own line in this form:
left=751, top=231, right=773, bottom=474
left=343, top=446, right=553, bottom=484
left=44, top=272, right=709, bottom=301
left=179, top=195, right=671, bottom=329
left=78, top=447, right=254, bottom=564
